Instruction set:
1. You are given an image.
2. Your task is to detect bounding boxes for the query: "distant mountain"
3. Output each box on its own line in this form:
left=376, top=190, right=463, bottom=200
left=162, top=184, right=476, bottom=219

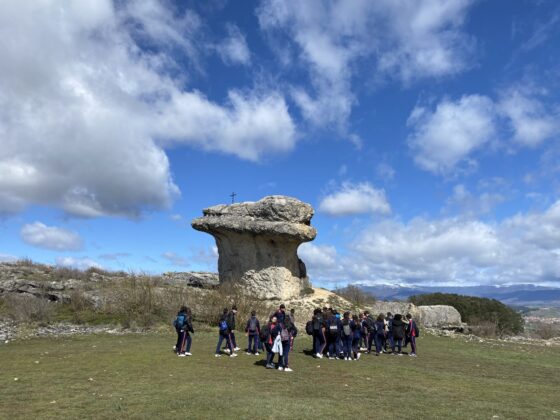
left=358, top=284, right=560, bottom=308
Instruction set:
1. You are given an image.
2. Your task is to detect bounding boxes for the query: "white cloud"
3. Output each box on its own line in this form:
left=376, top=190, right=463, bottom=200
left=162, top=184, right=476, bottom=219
left=319, top=182, right=391, bottom=216
left=307, top=200, right=560, bottom=287
left=498, top=88, right=559, bottom=147
left=0, top=0, right=296, bottom=217
left=258, top=0, right=476, bottom=128
left=215, top=24, right=251, bottom=65
left=298, top=243, right=338, bottom=268
left=55, top=256, right=102, bottom=270
left=162, top=251, right=189, bottom=267
left=21, top=222, right=83, bottom=251
left=445, top=184, right=505, bottom=216
left=407, top=95, right=497, bottom=174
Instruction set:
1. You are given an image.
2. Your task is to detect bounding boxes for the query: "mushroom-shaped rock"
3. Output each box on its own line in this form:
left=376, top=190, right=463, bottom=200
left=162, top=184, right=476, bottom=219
left=192, top=196, right=317, bottom=300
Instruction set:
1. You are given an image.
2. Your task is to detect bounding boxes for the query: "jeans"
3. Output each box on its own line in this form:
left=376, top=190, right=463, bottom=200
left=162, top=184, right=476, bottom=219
left=265, top=343, right=275, bottom=365
left=410, top=336, right=417, bottom=354
left=327, top=335, right=339, bottom=356
left=342, top=335, right=352, bottom=358
left=248, top=334, right=259, bottom=353
left=313, top=330, right=326, bottom=354
left=215, top=332, right=233, bottom=354
left=374, top=334, right=384, bottom=353
left=176, top=331, right=191, bottom=354
left=392, top=338, right=403, bottom=353
left=367, top=332, right=374, bottom=353
left=280, top=340, right=290, bottom=367
left=352, top=337, right=360, bottom=358
left=386, top=333, right=394, bottom=351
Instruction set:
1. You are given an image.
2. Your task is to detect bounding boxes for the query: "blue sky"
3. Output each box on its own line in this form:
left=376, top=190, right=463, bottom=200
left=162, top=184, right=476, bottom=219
left=1, top=0, right=560, bottom=289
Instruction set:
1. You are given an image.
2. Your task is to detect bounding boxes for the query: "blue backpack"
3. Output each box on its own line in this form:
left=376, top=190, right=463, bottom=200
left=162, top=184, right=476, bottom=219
left=219, top=320, right=228, bottom=332
left=173, top=314, right=186, bottom=331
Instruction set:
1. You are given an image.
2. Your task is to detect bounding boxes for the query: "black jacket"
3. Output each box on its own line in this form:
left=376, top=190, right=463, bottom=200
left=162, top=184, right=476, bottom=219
left=392, top=319, right=406, bottom=340
left=226, top=311, right=236, bottom=331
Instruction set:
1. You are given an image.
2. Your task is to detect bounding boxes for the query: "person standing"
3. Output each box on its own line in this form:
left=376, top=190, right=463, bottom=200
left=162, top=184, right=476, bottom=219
left=351, top=314, right=362, bottom=360
left=340, top=311, right=353, bottom=361
left=326, top=310, right=341, bottom=359
left=312, top=308, right=326, bottom=358
left=245, top=310, right=261, bottom=355
left=264, top=316, right=282, bottom=369
left=391, top=314, right=406, bottom=355
left=373, top=314, right=386, bottom=356
left=215, top=308, right=237, bottom=358
left=226, top=305, right=240, bottom=352
left=279, top=314, right=297, bottom=372
left=406, top=313, right=419, bottom=357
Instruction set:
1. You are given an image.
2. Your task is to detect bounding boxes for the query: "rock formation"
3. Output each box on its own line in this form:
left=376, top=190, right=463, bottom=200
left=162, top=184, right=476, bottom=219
left=369, top=301, right=464, bottom=329
left=191, top=195, right=317, bottom=300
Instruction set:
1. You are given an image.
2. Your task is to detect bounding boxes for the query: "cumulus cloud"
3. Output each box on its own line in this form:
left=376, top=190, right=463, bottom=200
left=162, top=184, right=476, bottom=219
left=319, top=182, right=391, bottom=216
left=306, top=200, right=560, bottom=287
left=498, top=88, right=560, bottom=147
left=258, top=0, right=476, bottom=128
left=407, top=94, right=496, bottom=174
left=21, top=222, right=83, bottom=251
left=298, top=243, right=338, bottom=268
left=0, top=0, right=296, bottom=217
left=55, top=256, right=102, bottom=270
left=215, top=24, right=251, bottom=65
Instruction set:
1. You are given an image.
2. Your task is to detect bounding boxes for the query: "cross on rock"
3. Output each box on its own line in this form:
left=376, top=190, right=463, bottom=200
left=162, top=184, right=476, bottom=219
left=230, top=192, right=237, bottom=204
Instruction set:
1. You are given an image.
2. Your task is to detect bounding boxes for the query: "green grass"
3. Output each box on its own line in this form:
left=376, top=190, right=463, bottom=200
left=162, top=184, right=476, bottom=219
left=1, top=332, right=559, bottom=419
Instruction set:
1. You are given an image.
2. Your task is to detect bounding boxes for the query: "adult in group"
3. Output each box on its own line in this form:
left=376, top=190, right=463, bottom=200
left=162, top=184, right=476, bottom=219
left=364, top=311, right=376, bottom=354
left=406, top=313, right=419, bottom=357
left=273, top=304, right=287, bottom=324
left=245, top=310, right=261, bottom=355
left=384, top=312, right=393, bottom=353
left=351, top=314, right=362, bottom=360
left=373, top=314, right=386, bottom=356
left=263, top=316, right=282, bottom=369
left=340, top=311, right=353, bottom=361
left=326, top=310, right=341, bottom=359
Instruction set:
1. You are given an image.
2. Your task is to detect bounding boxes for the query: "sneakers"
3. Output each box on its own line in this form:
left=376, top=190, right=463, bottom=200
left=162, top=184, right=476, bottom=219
left=255, top=352, right=260, bottom=356
left=215, top=354, right=221, bottom=357
left=230, top=353, right=238, bottom=358
left=178, top=353, right=186, bottom=357
left=266, top=363, right=274, bottom=369
left=246, top=352, right=252, bottom=355
left=234, top=347, right=241, bottom=351
left=316, top=353, right=323, bottom=359
left=357, top=353, right=361, bottom=360
left=410, top=353, right=417, bottom=357
left=284, top=367, right=293, bottom=372
left=224, top=348, right=231, bottom=354
left=278, top=367, right=284, bottom=371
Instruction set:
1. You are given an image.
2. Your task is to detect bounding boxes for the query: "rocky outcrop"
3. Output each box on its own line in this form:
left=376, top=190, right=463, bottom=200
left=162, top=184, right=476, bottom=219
left=192, top=196, right=317, bottom=300
left=161, top=272, right=219, bottom=288
left=368, top=301, right=464, bottom=329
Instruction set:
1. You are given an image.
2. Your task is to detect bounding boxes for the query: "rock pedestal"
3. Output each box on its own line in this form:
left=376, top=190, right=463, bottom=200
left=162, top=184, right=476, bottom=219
left=191, top=196, right=317, bottom=300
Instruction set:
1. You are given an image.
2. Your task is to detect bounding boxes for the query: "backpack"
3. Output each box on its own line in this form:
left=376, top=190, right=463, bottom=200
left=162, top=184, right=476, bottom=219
left=305, top=320, right=314, bottom=336
left=248, top=317, right=258, bottom=333
left=328, top=321, right=339, bottom=337
left=313, top=315, right=322, bottom=331
left=259, top=326, right=269, bottom=343
left=280, top=327, right=290, bottom=341
left=219, top=319, right=228, bottom=332
left=342, top=320, right=351, bottom=336
left=173, top=314, right=186, bottom=331
left=415, top=323, right=420, bottom=338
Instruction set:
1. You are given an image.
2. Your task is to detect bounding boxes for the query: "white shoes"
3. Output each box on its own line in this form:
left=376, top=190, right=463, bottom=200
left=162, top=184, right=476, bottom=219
left=278, top=366, right=284, bottom=371
left=357, top=353, right=361, bottom=360
left=246, top=352, right=252, bottom=355
left=316, top=353, right=323, bottom=359
left=185, top=352, right=192, bottom=356
left=224, top=348, right=231, bottom=354
left=215, top=354, right=221, bottom=357
left=178, top=354, right=186, bottom=357
left=230, top=353, right=238, bottom=358
left=234, top=347, right=241, bottom=351
left=255, top=352, right=260, bottom=356
left=284, top=367, right=293, bottom=372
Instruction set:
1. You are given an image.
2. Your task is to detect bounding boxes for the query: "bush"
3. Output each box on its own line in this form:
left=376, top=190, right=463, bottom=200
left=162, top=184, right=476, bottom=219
left=409, top=293, right=524, bottom=336
left=532, top=323, right=560, bottom=340
left=334, top=285, right=376, bottom=307
left=2, top=294, right=54, bottom=324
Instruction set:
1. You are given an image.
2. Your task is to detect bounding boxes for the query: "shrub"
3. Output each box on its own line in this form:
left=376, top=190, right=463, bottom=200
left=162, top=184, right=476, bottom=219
left=334, top=285, right=376, bottom=307
left=2, top=294, right=54, bottom=324
left=409, top=293, right=524, bottom=336
left=532, top=323, right=560, bottom=340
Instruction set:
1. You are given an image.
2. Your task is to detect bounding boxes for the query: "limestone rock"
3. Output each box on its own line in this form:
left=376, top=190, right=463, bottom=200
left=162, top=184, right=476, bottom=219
left=418, top=305, right=463, bottom=328
left=161, top=272, right=219, bottom=288
left=191, top=195, right=317, bottom=300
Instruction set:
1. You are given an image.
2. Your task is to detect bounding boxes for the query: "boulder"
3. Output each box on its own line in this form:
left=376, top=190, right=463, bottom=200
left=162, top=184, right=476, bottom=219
left=161, top=272, right=219, bottom=288
left=192, top=196, right=317, bottom=300
left=418, top=305, right=463, bottom=328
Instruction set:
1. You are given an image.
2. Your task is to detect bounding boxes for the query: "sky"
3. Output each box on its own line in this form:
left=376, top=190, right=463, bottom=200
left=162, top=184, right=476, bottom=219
left=1, top=0, right=560, bottom=290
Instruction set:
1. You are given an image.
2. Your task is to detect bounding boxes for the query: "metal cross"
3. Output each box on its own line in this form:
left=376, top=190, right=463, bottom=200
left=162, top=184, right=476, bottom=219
left=230, top=192, right=237, bottom=204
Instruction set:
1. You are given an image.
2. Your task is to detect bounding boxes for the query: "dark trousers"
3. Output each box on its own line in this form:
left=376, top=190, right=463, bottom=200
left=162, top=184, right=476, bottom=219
left=313, top=330, right=326, bottom=354
left=248, top=334, right=259, bottom=353
left=215, top=332, right=233, bottom=354
left=342, top=335, right=352, bottom=358
left=410, top=336, right=417, bottom=354
left=280, top=341, right=290, bottom=367
left=386, top=333, right=394, bottom=351
left=367, top=332, right=374, bottom=352
left=176, top=330, right=191, bottom=354
left=327, top=334, right=338, bottom=356
left=352, top=337, right=360, bottom=358
left=230, top=332, right=237, bottom=348
left=265, top=343, right=275, bottom=365
left=392, top=338, right=403, bottom=353
left=374, top=334, right=384, bottom=353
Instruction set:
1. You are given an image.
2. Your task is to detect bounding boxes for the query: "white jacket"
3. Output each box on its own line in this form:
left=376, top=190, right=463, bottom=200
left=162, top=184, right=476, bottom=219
left=272, top=334, right=283, bottom=355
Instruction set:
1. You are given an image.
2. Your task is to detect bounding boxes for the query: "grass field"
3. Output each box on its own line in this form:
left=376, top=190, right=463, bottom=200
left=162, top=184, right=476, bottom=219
left=1, top=331, right=559, bottom=419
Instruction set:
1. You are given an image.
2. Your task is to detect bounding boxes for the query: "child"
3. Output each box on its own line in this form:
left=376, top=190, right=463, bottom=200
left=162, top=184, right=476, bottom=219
left=405, top=313, right=419, bottom=357
left=264, top=316, right=281, bottom=369
left=245, top=310, right=261, bottom=355
left=174, top=306, right=192, bottom=357
left=374, top=314, right=386, bottom=356
left=391, top=314, right=405, bottom=355
left=226, top=305, right=240, bottom=352
left=279, top=315, right=297, bottom=372
left=215, top=308, right=237, bottom=358
left=351, top=314, right=361, bottom=360
left=340, top=311, right=353, bottom=361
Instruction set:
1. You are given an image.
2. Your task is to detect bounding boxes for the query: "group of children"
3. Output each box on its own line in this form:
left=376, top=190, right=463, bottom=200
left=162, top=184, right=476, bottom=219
left=172, top=304, right=419, bottom=371
left=307, top=308, right=419, bottom=361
